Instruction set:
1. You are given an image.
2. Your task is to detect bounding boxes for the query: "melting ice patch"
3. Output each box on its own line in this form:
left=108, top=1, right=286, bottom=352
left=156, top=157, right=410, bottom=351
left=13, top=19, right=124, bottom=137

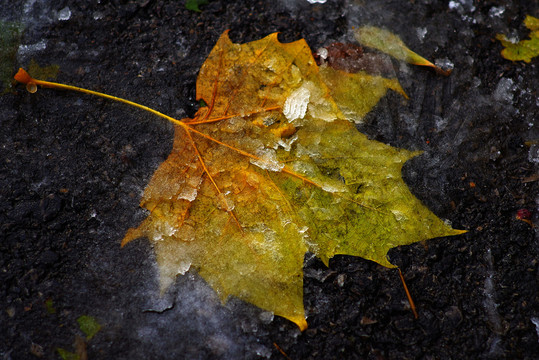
left=18, top=40, right=47, bottom=56
left=493, top=77, right=514, bottom=103
left=177, top=176, right=203, bottom=201
left=448, top=0, right=475, bottom=13
left=448, top=0, right=476, bottom=22
left=277, top=134, right=298, bottom=152
left=435, top=58, right=454, bottom=72
left=321, top=181, right=348, bottom=193
left=283, top=84, right=311, bottom=122
left=391, top=209, right=407, bottom=222
left=250, top=148, right=284, bottom=172
left=416, top=27, right=427, bottom=42
left=178, top=187, right=198, bottom=201
left=57, top=6, right=71, bottom=21
left=488, top=6, right=505, bottom=18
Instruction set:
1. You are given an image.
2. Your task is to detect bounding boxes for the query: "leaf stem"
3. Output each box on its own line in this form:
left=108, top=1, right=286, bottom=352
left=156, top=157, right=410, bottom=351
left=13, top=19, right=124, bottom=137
left=398, top=268, right=418, bottom=319
left=14, top=68, right=185, bottom=127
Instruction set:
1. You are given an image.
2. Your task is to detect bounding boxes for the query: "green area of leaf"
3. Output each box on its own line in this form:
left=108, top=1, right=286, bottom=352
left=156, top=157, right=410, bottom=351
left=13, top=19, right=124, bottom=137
left=320, top=65, right=407, bottom=121
left=496, top=15, right=539, bottom=63
left=185, top=0, right=209, bottom=12
left=0, top=20, right=23, bottom=92
left=76, top=315, right=101, bottom=340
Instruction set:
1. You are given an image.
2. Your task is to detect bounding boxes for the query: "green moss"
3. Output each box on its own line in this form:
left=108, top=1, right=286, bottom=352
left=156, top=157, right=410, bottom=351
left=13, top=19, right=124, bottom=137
left=57, top=348, right=80, bottom=360
left=76, top=315, right=101, bottom=340
left=185, top=0, right=209, bottom=12
left=27, top=58, right=59, bottom=81
left=0, top=20, right=23, bottom=92
left=45, top=298, right=56, bottom=314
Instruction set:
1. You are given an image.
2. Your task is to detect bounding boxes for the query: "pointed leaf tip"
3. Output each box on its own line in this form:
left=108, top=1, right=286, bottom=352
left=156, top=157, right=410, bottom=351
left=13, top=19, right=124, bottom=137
left=291, top=316, right=308, bottom=331
left=354, top=26, right=448, bottom=74
left=120, top=228, right=139, bottom=247
left=14, top=68, right=33, bottom=84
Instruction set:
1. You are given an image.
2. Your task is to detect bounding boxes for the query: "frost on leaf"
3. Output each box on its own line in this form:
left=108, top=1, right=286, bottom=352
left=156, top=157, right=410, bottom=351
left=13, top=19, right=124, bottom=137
left=283, top=84, right=311, bottom=122
left=115, top=31, right=467, bottom=330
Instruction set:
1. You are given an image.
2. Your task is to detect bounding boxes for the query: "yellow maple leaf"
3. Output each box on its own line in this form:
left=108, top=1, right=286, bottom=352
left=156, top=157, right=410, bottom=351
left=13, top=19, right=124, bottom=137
left=15, top=31, right=465, bottom=331
left=355, top=26, right=451, bottom=74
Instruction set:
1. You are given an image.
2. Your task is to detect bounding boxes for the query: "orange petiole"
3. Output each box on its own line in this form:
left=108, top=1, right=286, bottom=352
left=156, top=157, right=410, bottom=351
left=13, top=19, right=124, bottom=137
left=14, top=68, right=186, bottom=127
left=398, top=268, right=418, bottom=319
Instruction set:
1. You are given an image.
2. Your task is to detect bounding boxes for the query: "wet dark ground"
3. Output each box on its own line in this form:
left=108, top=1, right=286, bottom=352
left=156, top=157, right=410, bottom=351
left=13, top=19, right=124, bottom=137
left=1, top=0, right=538, bottom=359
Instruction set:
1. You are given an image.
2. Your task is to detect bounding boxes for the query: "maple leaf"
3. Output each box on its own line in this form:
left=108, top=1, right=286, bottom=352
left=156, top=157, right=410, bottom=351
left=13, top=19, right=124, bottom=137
left=119, top=32, right=465, bottom=329
left=15, top=31, right=465, bottom=331
left=496, top=15, right=539, bottom=63
left=355, top=26, right=450, bottom=74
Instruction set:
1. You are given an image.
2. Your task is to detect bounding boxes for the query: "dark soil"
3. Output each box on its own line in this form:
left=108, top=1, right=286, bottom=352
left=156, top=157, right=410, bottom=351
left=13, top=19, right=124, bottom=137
left=1, top=1, right=538, bottom=359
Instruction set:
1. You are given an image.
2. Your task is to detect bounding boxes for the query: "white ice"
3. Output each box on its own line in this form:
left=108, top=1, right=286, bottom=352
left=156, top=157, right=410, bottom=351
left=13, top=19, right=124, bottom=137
left=283, top=85, right=311, bottom=122
left=250, top=148, right=285, bottom=172
left=57, top=6, right=71, bottom=21
left=493, top=77, right=514, bottom=103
